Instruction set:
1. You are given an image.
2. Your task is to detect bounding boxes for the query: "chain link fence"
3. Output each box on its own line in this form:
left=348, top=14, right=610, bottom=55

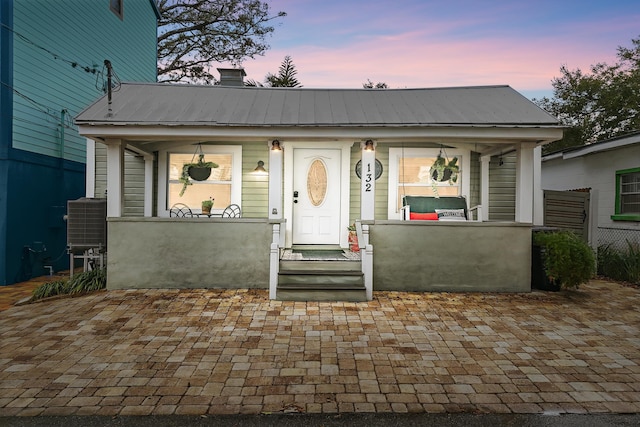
left=597, top=227, right=640, bottom=284
left=597, top=227, right=640, bottom=250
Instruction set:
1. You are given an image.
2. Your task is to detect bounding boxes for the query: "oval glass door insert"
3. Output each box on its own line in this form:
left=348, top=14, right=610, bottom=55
left=307, top=159, right=328, bottom=206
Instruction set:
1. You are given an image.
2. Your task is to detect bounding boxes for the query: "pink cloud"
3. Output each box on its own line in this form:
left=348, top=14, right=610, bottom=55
left=235, top=2, right=639, bottom=97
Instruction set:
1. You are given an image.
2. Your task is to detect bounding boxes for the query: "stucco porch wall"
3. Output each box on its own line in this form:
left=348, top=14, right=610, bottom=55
left=369, top=221, right=532, bottom=292
left=106, top=218, right=272, bottom=290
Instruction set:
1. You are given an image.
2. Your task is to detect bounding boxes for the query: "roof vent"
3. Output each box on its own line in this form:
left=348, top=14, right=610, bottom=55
left=217, top=68, right=246, bottom=86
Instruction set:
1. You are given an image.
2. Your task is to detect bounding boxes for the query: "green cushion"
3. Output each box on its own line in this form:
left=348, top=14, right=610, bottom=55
left=403, top=196, right=468, bottom=217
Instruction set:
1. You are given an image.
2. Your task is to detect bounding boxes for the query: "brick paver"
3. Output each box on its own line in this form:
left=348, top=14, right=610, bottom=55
left=1, top=280, right=640, bottom=416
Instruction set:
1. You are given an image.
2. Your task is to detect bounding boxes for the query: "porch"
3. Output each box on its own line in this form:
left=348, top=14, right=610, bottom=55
left=106, top=217, right=531, bottom=296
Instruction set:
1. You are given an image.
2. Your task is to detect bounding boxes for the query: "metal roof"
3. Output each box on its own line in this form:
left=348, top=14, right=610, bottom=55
left=542, top=130, right=640, bottom=160
left=76, top=83, right=559, bottom=128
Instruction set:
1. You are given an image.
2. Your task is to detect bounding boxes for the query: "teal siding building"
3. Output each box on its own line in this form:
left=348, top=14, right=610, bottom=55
left=0, top=0, right=159, bottom=285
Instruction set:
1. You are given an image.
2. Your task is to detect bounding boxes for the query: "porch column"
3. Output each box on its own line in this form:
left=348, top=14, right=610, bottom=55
left=515, top=142, right=536, bottom=223
left=360, top=140, right=376, bottom=221
left=85, top=138, right=95, bottom=198
left=480, top=155, right=490, bottom=221
left=105, top=138, right=124, bottom=217
left=143, top=154, right=153, bottom=217
left=268, top=140, right=283, bottom=220
left=533, top=146, right=544, bottom=225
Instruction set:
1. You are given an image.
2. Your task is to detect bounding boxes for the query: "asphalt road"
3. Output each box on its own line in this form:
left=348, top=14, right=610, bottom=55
left=2, top=413, right=640, bottom=427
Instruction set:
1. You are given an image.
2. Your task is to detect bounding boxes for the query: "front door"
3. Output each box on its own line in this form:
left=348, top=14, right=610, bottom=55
left=292, top=148, right=342, bottom=245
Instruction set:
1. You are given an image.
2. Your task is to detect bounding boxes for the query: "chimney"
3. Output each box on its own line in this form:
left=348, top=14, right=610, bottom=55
left=217, top=68, right=246, bottom=86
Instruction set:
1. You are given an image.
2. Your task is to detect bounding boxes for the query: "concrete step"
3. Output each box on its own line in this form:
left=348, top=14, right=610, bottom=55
left=278, top=271, right=364, bottom=288
left=280, top=260, right=361, bottom=272
left=276, top=288, right=367, bottom=302
left=277, top=258, right=365, bottom=301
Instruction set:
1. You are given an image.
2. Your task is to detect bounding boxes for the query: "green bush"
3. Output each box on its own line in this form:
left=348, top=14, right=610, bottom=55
left=598, top=241, right=640, bottom=285
left=32, top=268, right=107, bottom=301
left=533, top=231, right=595, bottom=289
left=32, top=280, right=68, bottom=300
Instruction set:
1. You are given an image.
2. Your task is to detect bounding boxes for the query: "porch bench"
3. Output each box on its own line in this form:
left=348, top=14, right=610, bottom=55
left=402, top=196, right=482, bottom=221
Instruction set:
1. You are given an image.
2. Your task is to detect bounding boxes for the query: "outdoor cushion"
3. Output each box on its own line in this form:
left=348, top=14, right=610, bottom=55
left=435, top=208, right=467, bottom=221
left=403, top=196, right=468, bottom=219
left=409, top=212, right=439, bottom=220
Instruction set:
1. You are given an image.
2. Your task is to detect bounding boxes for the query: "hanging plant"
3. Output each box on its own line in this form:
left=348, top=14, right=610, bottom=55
left=429, top=154, right=459, bottom=197
left=179, top=150, right=219, bottom=197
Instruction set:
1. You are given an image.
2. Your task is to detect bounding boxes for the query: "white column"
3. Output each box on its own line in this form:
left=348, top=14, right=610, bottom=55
left=480, top=155, right=490, bottom=221
left=268, top=140, right=283, bottom=220
left=360, top=140, right=376, bottom=221
left=143, top=154, right=153, bottom=217
left=533, top=145, right=544, bottom=225
left=85, top=138, right=96, bottom=198
left=515, top=142, right=536, bottom=223
left=105, top=139, right=124, bottom=217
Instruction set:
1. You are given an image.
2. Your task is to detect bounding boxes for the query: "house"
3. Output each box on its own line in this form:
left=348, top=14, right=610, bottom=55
left=541, top=131, right=640, bottom=249
left=0, top=0, right=159, bottom=285
left=76, top=70, right=563, bottom=300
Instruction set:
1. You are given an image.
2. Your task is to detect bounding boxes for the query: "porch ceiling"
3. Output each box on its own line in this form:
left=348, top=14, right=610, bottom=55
left=78, top=124, right=563, bottom=155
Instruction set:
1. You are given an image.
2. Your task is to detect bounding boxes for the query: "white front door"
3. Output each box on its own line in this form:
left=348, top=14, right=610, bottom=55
left=292, top=148, right=342, bottom=245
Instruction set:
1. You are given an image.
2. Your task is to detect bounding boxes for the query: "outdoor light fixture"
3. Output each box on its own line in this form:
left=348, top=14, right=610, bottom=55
left=271, top=140, right=282, bottom=151
left=253, top=160, right=267, bottom=174
left=364, top=140, right=375, bottom=151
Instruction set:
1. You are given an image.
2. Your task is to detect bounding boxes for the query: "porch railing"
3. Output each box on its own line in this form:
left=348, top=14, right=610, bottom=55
left=355, top=220, right=373, bottom=300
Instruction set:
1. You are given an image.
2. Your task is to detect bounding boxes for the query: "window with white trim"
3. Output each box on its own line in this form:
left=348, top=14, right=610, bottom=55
left=161, top=145, right=242, bottom=215
left=388, top=147, right=470, bottom=219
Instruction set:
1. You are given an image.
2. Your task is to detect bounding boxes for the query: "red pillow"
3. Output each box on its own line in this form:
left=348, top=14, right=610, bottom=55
left=410, top=212, right=439, bottom=220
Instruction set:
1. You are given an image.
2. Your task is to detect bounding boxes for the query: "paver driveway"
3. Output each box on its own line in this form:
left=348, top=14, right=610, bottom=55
left=1, top=280, right=639, bottom=417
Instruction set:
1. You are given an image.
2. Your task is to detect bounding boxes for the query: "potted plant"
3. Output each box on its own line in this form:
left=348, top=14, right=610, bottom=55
left=429, top=155, right=459, bottom=197
left=532, top=230, right=595, bottom=290
left=179, top=154, right=219, bottom=196
left=347, top=224, right=359, bottom=252
left=201, top=197, right=214, bottom=214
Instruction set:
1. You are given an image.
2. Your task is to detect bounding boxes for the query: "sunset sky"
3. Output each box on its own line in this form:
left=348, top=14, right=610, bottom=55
left=235, top=0, right=640, bottom=99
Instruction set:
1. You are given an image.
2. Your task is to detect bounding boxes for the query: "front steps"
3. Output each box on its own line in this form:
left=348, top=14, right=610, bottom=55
left=277, top=251, right=366, bottom=301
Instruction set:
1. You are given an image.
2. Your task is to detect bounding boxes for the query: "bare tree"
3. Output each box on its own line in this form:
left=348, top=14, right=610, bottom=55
left=158, top=0, right=286, bottom=83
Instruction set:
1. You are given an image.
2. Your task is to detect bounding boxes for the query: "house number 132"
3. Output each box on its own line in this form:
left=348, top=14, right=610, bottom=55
left=365, top=163, right=372, bottom=192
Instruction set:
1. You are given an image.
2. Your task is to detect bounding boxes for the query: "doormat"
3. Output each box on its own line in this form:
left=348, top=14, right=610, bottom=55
left=292, top=250, right=347, bottom=260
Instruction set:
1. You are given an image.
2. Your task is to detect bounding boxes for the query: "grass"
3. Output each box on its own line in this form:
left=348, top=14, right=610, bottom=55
left=598, top=241, right=640, bottom=285
left=32, top=268, right=107, bottom=301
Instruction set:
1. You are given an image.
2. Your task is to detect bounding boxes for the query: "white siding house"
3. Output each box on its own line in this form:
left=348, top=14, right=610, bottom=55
left=541, top=131, right=640, bottom=248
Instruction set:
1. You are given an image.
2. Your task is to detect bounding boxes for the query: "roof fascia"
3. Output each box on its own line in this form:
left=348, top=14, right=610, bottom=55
left=561, top=137, right=640, bottom=160
left=77, top=124, right=563, bottom=144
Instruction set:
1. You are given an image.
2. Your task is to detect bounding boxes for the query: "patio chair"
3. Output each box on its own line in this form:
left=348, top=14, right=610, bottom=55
left=170, top=203, right=193, bottom=218
left=222, top=204, right=242, bottom=218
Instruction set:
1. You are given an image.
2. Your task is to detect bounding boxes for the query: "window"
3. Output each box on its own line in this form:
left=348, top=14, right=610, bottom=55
left=612, top=167, right=640, bottom=221
left=110, top=0, right=123, bottom=19
left=388, top=147, right=470, bottom=219
left=159, top=145, right=242, bottom=216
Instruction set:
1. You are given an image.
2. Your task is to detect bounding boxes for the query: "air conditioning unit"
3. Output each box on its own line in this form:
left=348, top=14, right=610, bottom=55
left=67, top=198, right=107, bottom=252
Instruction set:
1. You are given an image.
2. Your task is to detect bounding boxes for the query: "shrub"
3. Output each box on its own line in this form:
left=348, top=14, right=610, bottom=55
left=533, top=231, right=595, bottom=289
left=32, top=280, right=68, bottom=300
left=32, top=268, right=107, bottom=301
left=598, top=241, right=640, bottom=285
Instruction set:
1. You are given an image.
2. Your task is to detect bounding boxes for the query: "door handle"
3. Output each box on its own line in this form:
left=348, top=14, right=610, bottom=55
left=293, top=190, right=298, bottom=203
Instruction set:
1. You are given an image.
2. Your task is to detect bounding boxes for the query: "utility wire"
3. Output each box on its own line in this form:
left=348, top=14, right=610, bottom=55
left=1, top=81, right=76, bottom=130
left=1, top=22, right=102, bottom=77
